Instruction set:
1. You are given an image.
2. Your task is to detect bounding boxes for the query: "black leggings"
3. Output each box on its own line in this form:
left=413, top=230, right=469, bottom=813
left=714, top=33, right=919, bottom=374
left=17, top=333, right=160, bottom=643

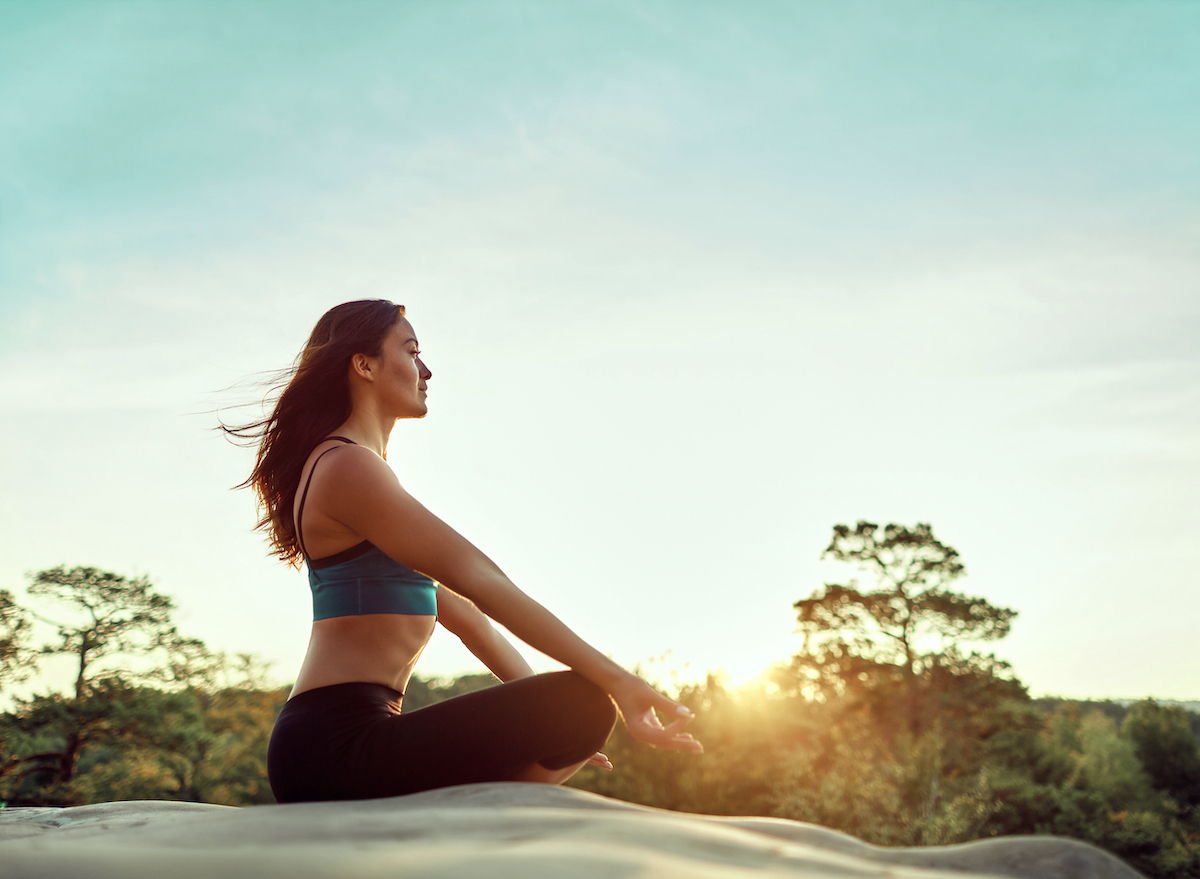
left=266, top=671, right=617, bottom=803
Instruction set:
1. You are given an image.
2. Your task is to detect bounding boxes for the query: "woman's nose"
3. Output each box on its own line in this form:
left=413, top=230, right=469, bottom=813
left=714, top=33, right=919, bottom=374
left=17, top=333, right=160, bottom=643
left=419, top=358, right=432, bottom=380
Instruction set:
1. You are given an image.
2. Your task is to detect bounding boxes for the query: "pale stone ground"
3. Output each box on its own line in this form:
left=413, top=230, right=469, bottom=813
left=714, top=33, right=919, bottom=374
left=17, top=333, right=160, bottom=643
left=0, top=783, right=1144, bottom=879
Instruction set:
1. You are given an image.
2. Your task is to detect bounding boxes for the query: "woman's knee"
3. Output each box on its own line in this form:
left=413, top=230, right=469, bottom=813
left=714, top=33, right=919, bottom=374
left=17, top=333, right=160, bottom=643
left=547, top=671, right=617, bottom=737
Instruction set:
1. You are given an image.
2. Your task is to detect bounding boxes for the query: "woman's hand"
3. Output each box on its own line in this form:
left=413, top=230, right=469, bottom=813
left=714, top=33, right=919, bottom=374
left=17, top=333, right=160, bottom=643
left=608, top=674, right=703, bottom=754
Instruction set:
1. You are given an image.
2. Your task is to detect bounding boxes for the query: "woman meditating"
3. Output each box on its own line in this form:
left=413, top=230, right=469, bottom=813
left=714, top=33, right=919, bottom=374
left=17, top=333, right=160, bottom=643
left=228, top=300, right=702, bottom=802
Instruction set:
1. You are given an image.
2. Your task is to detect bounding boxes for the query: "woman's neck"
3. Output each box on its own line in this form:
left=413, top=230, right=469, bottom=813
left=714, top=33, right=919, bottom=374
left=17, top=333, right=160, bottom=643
left=331, top=412, right=395, bottom=459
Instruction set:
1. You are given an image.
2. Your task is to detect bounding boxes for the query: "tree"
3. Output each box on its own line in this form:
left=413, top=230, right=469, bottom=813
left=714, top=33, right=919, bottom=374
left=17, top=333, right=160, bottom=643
left=1, top=589, right=37, bottom=791
left=2, top=568, right=286, bottom=806
left=784, top=522, right=1018, bottom=730
left=0, top=589, right=35, bottom=692
left=19, top=565, right=183, bottom=789
left=28, top=565, right=179, bottom=701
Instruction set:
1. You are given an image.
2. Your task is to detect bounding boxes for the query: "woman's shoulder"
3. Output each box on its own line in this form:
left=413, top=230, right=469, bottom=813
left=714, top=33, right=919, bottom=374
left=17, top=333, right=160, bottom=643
left=304, top=442, right=420, bottom=537
left=307, top=441, right=399, bottom=491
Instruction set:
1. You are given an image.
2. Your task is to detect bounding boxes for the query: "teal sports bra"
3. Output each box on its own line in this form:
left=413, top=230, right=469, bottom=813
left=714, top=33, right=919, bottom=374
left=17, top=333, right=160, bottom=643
left=297, top=437, right=438, bottom=620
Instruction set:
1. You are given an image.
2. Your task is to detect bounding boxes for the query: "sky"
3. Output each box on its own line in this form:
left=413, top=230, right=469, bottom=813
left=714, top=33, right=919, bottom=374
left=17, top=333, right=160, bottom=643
left=1, top=0, right=1197, bottom=703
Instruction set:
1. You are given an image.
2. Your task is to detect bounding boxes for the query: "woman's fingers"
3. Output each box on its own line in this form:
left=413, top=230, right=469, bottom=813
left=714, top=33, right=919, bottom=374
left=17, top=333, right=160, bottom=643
left=661, top=714, right=694, bottom=734
left=626, top=706, right=703, bottom=753
left=586, top=751, right=613, bottom=771
left=649, top=688, right=693, bottom=720
left=609, top=675, right=704, bottom=754
left=631, top=722, right=703, bottom=752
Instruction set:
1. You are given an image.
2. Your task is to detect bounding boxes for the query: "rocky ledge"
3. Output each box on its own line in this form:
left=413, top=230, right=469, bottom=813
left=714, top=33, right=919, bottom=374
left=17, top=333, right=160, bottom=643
left=0, top=782, right=1143, bottom=879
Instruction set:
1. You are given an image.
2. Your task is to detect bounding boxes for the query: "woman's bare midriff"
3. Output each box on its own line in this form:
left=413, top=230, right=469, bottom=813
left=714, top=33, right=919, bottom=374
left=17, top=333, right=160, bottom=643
left=289, top=613, right=437, bottom=700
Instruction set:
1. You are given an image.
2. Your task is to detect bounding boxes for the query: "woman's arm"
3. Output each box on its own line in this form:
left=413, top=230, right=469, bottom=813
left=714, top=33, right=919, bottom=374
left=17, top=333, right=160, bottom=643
left=436, top=585, right=534, bottom=683
left=437, top=584, right=616, bottom=771
left=315, top=448, right=702, bottom=754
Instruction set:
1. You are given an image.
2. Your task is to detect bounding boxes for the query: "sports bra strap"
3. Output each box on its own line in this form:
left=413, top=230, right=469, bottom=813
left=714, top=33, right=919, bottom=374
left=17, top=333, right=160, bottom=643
left=296, top=437, right=357, bottom=560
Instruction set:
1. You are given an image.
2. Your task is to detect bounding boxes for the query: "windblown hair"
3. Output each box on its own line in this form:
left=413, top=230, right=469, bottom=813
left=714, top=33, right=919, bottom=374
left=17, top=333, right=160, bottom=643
left=222, top=300, right=406, bottom=565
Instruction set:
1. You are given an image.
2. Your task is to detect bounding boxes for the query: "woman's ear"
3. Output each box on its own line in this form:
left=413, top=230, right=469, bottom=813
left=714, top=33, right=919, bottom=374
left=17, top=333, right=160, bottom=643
left=349, top=353, right=376, bottom=381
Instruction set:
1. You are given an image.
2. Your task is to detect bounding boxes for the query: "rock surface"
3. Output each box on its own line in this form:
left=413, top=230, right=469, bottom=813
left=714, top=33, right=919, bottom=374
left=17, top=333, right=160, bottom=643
left=0, top=783, right=1144, bottom=879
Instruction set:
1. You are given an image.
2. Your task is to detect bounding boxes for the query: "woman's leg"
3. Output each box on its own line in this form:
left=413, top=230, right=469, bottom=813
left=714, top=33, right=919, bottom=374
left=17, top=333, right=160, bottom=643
left=510, top=756, right=593, bottom=784
left=349, top=670, right=616, bottom=798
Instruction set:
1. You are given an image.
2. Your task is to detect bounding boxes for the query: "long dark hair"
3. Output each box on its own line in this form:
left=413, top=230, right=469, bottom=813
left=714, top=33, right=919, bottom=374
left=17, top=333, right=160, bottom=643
left=222, top=300, right=405, bottom=565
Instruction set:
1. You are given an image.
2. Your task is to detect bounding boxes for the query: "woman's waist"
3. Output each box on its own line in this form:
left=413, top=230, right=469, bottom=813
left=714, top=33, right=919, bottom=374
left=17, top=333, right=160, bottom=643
left=311, top=611, right=436, bottom=640
left=289, top=663, right=418, bottom=703
left=291, top=615, right=433, bottom=698
left=285, top=680, right=405, bottom=710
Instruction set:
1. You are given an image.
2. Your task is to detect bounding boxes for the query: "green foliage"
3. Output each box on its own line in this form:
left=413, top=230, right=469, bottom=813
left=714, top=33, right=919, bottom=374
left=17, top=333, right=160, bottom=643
left=0, top=676, right=287, bottom=806
left=187, top=681, right=287, bottom=805
left=1014, top=706, right=1200, bottom=878
left=771, top=724, right=1004, bottom=846
left=0, top=666, right=287, bottom=806
left=1031, top=697, right=1131, bottom=728
left=1074, top=711, right=1159, bottom=812
left=1124, top=700, right=1200, bottom=808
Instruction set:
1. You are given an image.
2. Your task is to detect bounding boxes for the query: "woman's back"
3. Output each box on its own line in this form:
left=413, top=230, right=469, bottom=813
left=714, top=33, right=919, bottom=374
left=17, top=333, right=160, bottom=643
left=288, top=438, right=436, bottom=699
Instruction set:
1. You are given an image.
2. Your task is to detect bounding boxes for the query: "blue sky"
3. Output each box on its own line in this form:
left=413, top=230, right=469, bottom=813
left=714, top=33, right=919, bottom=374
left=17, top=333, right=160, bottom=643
left=1, top=1, right=1197, bottom=700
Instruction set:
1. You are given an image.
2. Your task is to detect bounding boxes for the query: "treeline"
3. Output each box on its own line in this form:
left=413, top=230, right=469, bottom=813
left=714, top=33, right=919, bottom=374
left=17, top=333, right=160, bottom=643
left=2, top=525, right=1199, bottom=878
left=570, top=680, right=1200, bottom=879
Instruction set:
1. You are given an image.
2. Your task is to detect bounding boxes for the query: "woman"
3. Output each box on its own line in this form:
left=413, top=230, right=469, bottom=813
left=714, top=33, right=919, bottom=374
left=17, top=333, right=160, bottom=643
left=229, top=300, right=701, bottom=802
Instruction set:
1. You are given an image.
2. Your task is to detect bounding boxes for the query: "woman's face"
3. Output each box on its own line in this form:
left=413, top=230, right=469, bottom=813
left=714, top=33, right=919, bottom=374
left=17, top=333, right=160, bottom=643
left=374, top=317, right=432, bottom=418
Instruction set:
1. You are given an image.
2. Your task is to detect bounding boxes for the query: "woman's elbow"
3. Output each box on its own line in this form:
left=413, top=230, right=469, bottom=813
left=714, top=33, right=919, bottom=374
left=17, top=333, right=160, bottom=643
left=461, top=617, right=503, bottom=655
left=443, top=601, right=492, bottom=647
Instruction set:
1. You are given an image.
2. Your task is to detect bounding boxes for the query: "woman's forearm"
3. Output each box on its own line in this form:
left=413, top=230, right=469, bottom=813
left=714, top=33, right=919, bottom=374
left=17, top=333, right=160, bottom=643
left=463, top=621, right=536, bottom=683
left=466, top=570, right=632, bottom=694
left=444, top=561, right=701, bottom=753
